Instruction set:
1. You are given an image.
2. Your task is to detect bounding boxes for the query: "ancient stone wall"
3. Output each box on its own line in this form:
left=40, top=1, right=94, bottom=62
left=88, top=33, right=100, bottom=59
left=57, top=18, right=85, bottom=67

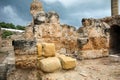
left=23, top=0, right=111, bottom=59
left=101, top=15, right=120, bottom=26
left=24, top=0, right=78, bottom=55
left=77, top=18, right=110, bottom=59
left=101, top=15, right=120, bottom=54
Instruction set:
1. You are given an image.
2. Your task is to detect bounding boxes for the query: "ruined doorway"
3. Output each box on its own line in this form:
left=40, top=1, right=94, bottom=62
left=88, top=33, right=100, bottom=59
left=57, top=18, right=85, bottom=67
left=110, top=25, right=120, bottom=55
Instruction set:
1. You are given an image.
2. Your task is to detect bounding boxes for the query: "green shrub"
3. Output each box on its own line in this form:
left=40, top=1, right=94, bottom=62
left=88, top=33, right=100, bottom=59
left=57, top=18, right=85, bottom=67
left=2, top=30, right=13, bottom=38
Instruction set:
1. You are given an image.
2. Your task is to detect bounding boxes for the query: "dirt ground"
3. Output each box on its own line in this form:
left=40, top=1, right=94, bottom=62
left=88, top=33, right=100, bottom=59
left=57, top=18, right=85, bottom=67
left=7, top=56, right=120, bottom=80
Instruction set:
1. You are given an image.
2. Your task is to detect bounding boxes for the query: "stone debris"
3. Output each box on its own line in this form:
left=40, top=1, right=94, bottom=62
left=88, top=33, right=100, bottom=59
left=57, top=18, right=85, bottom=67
left=39, top=57, right=61, bottom=72
left=58, top=55, right=77, bottom=70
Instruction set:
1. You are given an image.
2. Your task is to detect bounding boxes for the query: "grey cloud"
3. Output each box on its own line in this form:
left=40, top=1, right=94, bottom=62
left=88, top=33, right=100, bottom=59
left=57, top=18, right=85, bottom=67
left=0, top=0, right=118, bottom=27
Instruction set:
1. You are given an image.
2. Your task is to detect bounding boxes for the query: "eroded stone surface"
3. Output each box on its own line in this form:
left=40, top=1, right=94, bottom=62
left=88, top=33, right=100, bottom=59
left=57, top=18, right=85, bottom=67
left=39, top=57, right=61, bottom=72
left=13, top=40, right=37, bottom=55
left=58, top=55, right=77, bottom=70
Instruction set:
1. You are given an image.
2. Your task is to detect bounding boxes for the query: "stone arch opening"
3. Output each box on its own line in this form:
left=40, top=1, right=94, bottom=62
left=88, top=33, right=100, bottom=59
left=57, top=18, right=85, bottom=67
left=110, top=25, right=120, bottom=55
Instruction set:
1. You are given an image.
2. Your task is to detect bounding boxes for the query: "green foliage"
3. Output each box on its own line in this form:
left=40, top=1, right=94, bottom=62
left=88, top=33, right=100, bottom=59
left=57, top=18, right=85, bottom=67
left=0, top=22, right=25, bottom=30
left=16, top=25, right=25, bottom=30
left=2, top=30, right=13, bottom=38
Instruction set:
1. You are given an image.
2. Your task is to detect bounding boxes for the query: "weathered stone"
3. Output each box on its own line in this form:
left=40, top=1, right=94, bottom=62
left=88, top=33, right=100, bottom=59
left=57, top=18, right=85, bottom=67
left=39, top=57, right=61, bottom=72
left=82, top=18, right=91, bottom=27
left=79, top=39, right=93, bottom=50
left=90, top=37, right=108, bottom=49
left=37, top=43, right=43, bottom=57
left=77, top=38, right=88, bottom=48
left=58, top=55, right=77, bottom=70
left=30, top=0, right=43, bottom=16
left=102, top=49, right=109, bottom=57
left=33, top=11, right=47, bottom=25
left=15, top=55, right=37, bottom=69
left=47, top=11, right=59, bottom=24
left=24, top=24, right=34, bottom=40
left=13, top=40, right=37, bottom=55
left=77, top=49, right=109, bottom=59
left=0, top=64, right=7, bottom=80
left=42, top=43, right=56, bottom=57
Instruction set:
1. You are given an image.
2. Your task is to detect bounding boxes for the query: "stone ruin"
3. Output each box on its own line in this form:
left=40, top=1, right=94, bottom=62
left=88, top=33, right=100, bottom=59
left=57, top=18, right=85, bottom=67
left=1, top=0, right=119, bottom=80
left=12, top=0, right=111, bottom=70
left=8, top=1, right=77, bottom=79
left=23, top=0, right=110, bottom=59
left=101, top=15, right=120, bottom=55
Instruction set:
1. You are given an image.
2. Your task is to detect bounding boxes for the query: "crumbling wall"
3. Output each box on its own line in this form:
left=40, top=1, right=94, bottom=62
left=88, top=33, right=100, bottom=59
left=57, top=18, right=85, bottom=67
left=24, top=0, right=111, bottom=59
left=101, top=15, right=120, bottom=54
left=101, top=15, right=120, bottom=26
left=11, top=1, right=77, bottom=79
left=77, top=18, right=110, bottom=59
left=24, top=0, right=78, bottom=55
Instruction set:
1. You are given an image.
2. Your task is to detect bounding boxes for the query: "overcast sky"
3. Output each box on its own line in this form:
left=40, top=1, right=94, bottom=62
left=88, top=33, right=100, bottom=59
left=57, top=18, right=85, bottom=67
left=0, top=0, right=120, bottom=28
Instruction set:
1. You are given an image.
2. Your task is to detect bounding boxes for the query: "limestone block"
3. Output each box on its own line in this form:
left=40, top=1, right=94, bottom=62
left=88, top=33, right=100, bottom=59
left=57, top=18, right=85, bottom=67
left=15, top=55, right=37, bottom=69
left=39, top=57, right=61, bottom=72
left=42, top=43, right=55, bottom=57
left=37, top=43, right=43, bottom=57
left=58, top=55, right=76, bottom=70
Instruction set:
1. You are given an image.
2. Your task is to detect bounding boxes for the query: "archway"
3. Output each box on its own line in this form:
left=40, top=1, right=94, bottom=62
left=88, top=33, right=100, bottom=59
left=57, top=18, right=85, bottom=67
left=110, top=25, right=120, bottom=55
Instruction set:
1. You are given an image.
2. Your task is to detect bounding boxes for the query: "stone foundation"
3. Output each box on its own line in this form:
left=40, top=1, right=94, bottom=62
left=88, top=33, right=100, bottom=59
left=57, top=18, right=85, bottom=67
left=13, top=40, right=77, bottom=72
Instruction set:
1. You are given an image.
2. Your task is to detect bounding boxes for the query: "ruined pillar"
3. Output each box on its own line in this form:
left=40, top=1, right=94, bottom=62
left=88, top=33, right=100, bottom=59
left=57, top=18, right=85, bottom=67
left=111, top=0, right=119, bottom=16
